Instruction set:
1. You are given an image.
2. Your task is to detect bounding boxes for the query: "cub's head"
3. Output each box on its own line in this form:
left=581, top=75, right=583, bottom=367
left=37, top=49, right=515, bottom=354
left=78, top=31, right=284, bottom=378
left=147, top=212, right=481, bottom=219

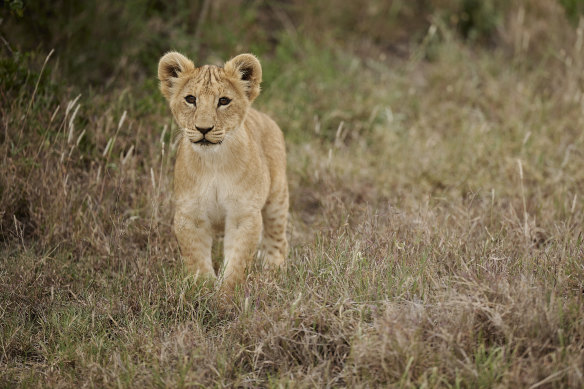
left=158, top=52, right=262, bottom=148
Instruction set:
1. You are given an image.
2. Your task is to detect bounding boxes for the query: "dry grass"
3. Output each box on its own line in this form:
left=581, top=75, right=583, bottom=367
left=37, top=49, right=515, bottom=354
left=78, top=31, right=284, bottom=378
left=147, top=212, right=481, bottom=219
left=1, top=1, right=584, bottom=387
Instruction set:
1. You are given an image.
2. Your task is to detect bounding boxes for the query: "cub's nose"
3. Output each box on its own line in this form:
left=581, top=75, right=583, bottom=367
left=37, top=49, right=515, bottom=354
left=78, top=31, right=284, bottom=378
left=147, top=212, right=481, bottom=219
left=195, top=125, right=214, bottom=135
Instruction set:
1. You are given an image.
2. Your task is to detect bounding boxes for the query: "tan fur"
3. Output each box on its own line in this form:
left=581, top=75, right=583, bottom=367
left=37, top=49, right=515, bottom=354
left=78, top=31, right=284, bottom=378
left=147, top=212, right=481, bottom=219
left=158, top=52, right=288, bottom=289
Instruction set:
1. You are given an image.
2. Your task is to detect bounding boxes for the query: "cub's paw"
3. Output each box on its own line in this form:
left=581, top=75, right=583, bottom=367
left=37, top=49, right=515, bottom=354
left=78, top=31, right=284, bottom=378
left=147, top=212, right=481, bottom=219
left=261, top=252, right=286, bottom=270
left=185, top=269, right=217, bottom=289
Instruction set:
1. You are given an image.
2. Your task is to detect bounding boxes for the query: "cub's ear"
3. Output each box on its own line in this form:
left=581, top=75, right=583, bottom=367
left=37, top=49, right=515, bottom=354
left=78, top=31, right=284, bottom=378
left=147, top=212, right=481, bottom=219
left=224, top=53, right=262, bottom=102
left=158, top=51, right=195, bottom=100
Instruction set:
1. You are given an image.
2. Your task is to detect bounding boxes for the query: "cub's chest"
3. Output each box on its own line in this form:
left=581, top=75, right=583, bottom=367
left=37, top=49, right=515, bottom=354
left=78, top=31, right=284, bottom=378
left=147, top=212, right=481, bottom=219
left=191, top=174, right=232, bottom=226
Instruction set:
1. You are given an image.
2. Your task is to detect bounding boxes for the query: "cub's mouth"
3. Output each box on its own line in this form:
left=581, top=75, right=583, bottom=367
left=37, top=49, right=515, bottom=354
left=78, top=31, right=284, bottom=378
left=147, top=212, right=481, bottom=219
left=192, top=138, right=221, bottom=146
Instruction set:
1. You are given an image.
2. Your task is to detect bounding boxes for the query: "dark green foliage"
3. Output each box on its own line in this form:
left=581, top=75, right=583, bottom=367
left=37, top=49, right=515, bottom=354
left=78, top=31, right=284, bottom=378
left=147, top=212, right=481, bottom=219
left=2, top=0, right=24, bottom=16
left=0, top=0, right=283, bottom=88
left=456, top=0, right=506, bottom=42
left=560, top=0, right=584, bottom=23
left=0, top=51, right=34, bottom=95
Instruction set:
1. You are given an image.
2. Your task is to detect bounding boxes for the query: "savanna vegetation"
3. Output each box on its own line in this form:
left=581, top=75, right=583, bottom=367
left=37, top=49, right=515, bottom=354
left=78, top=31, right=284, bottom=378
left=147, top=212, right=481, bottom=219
left=1, top=0, right=584, bottom=387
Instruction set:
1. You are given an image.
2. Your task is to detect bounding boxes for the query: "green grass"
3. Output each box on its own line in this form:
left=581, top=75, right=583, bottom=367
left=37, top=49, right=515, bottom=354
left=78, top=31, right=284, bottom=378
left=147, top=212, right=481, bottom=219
left=2, top=0, right=584, bottom=387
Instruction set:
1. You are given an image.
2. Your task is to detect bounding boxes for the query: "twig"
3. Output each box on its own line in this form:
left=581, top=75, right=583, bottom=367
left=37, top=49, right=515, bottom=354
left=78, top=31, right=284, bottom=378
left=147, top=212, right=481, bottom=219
left=0, top=34, right=14, bottom=55
left=18, top=49, right=54, bottom=145
left=25, top=49, right=54, bottom=119
left=517, top=159, right=529, bottom=240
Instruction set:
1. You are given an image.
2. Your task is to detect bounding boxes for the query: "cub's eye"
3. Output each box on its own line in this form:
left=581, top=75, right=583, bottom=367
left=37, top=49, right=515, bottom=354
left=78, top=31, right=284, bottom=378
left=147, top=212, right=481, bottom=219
left=185, top=95, right=196, bottom=105
left=218, top=97, right=231, bottom=106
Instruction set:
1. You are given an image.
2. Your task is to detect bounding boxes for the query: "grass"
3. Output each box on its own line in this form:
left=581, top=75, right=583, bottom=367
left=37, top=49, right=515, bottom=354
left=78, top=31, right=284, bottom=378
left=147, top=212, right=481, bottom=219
left=1, top=0, right=584, bottom=387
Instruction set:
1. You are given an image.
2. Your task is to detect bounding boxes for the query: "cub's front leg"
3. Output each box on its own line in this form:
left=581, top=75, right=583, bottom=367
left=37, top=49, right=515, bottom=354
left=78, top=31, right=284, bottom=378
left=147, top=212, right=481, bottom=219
left=173, top=209, right=215, bottom=280
left=221, top=209, right=262, bottom=289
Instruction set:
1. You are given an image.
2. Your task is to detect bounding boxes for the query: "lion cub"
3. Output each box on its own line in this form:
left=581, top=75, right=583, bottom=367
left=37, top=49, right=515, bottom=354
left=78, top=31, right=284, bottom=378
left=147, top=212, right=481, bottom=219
left=158, top=52, right=288, bottom=288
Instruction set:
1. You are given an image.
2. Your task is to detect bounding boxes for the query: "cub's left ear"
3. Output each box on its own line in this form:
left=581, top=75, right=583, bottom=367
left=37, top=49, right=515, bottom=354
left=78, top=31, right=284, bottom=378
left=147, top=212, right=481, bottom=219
left=224, top=54, right=262, bottom=102
left=158, top=51, right=195, bottom=100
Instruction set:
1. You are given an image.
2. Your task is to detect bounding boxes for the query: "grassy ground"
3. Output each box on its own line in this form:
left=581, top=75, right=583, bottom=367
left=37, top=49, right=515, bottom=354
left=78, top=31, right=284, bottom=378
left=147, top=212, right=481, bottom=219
left=1, top=1, right=584, bottom=387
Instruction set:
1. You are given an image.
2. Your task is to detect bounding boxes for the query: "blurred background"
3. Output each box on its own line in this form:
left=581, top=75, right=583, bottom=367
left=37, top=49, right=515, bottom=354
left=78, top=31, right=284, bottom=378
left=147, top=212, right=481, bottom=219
left=4, top=0, right=583, bottom=89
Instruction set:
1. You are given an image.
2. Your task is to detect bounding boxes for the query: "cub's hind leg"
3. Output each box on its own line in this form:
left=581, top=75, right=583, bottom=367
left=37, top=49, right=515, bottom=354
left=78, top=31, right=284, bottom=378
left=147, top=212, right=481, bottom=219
left=260, top=186, right=289, bottom=268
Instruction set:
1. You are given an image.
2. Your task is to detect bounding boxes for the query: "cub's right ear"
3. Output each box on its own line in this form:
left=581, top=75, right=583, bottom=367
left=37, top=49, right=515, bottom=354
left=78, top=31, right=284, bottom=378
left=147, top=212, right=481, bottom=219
left=158, top=52, right=195, bottom=100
